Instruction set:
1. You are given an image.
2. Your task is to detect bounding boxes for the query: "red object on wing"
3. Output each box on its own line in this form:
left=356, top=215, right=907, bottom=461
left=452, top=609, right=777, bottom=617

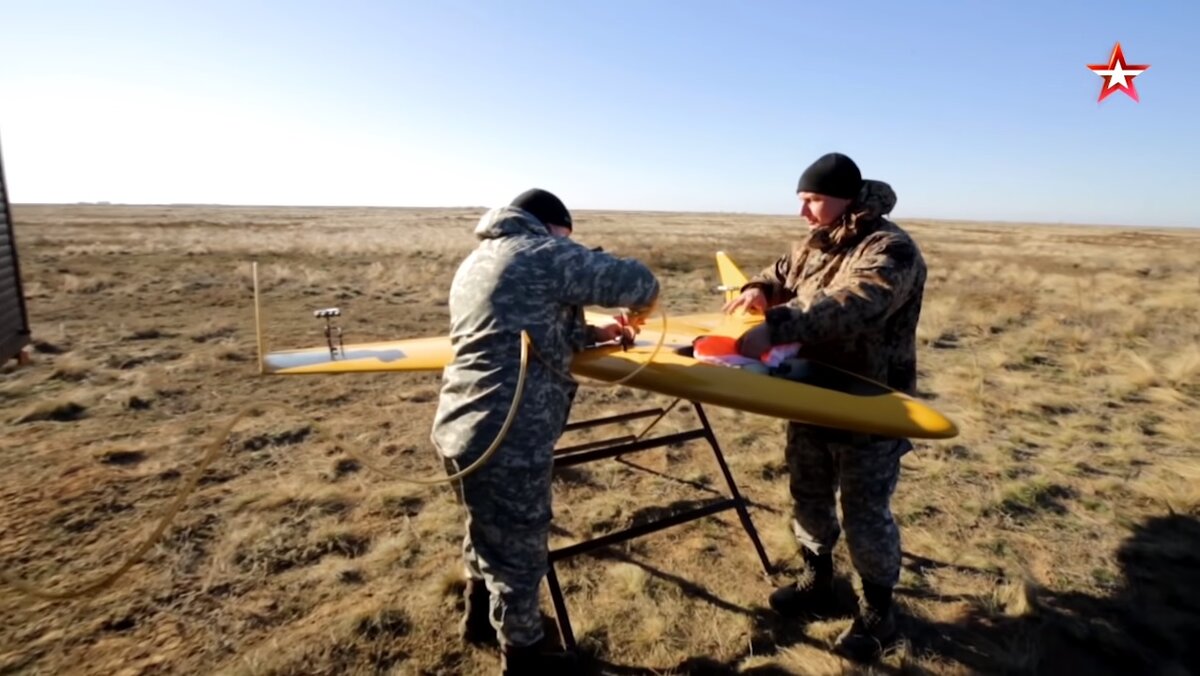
left=693, top=335, right=739, bottom=359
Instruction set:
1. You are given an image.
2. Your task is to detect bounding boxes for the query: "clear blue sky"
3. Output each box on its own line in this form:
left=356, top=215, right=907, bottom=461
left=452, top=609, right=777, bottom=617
left=1, top=0, right=1196, bottom=226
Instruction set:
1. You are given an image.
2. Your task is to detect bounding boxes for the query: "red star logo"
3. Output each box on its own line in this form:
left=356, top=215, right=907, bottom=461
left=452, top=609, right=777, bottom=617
left=1087, top=42, right=1149, bottom=102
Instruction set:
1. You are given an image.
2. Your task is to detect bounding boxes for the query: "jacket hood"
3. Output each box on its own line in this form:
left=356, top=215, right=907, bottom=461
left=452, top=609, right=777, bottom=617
left=852, top=179, right=897, bottom=222
left=473, top=206, right=552, bottom=240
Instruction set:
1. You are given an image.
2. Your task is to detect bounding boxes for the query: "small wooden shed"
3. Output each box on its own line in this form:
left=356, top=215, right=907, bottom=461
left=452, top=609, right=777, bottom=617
left=0, top=138, right=31, bottom=365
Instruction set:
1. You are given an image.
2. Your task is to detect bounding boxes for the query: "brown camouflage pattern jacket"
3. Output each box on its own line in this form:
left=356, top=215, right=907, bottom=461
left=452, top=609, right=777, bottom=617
left=743, top=179, right=927, bottom=398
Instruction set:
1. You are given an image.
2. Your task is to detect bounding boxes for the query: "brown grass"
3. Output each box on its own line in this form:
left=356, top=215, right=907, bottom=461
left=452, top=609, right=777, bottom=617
left=1, top=204, right=1199, bottom=674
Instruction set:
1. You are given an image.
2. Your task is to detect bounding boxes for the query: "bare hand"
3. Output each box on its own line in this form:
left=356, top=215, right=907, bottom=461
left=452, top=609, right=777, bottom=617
left=723, top=288, right=766, bottom=315
left=735, top=324, right=772, bottom=360
left=592, top=322, right=636, bottom=346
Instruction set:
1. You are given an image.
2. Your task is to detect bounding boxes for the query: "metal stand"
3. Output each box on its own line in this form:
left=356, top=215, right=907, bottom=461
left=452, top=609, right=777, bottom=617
left=313, top=307, right=344, bottom=360
left=545, top=400, right=772, bottom=650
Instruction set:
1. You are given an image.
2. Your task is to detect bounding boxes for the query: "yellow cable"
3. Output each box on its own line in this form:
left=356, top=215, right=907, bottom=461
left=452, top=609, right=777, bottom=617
left=531, top=305, right=669, bottom=388
left=0, top=307, right=667, bottom=601
left=1, top=404, right=266, bottom=601
left=343, top=330, right=532, bottom=485
left=604, top=305, right=669, bottom=387
left=0, top=331, right=534, bottom=601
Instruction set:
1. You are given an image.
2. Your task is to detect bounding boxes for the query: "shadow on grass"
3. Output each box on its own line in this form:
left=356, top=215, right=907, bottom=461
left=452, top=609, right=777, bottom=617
left=892, top=512, right=1200, bottom=674
left=561, top=512, right=1200, bottom=675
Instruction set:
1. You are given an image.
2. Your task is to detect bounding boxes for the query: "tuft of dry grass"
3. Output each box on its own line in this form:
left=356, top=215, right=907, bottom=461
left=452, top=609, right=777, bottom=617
left=1, top=204, right=1198, bottom=674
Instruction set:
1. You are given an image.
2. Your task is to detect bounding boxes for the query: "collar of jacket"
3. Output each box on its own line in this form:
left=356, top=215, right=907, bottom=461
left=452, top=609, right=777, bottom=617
left=805, top=212, right=886, bottom=253
left=473, top=205, right=553, bottom=240
left=805, top=179, right=896, bottom=253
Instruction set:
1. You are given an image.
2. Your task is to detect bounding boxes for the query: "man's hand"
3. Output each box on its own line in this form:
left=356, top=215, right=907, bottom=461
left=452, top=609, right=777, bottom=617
left=735, top=323, right=772, bottom=360
left=591, top=321, right=636, bottom=347
left=723, top=287, right=767, bottom=315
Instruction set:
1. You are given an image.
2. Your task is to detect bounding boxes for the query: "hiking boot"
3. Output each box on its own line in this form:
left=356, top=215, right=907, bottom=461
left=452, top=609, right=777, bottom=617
left=768, top=548, right=835, bottom=618
left=833, top=582, right=898, bottom=662
left=500, top=639, right=577, bottom=675
left=459, top=578, right=496, bottom=647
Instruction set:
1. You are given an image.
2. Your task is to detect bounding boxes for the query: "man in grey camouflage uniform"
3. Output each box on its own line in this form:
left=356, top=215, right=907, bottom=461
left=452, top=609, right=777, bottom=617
left=431, top=188, right=659, bottom=674
left=726, top=153, right=926, bottom=662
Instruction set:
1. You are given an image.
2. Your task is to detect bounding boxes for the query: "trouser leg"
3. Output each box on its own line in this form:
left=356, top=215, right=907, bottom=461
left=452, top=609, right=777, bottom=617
left=455, top=456, right=554, bottom=649
left=831, top=437, right=907, bottom=661
left=468, top=518, right=549, bottom=647
left=785, top=423, right=840, bottom=556
left=444, top=457, right=485, bottom=582
left=769, top=424, right=839, bottom=617
left=836, top=437, right=905, bottom=589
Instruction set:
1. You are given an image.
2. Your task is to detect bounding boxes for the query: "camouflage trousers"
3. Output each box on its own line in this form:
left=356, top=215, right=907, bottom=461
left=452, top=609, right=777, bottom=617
left=446, top=453, right=554, bottom=648
left=785, top=423, right=908, bottom=588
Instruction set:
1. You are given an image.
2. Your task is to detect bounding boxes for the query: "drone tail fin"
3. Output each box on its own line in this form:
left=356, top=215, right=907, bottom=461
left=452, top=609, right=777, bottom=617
left=715, top=251, right=749, bottom=304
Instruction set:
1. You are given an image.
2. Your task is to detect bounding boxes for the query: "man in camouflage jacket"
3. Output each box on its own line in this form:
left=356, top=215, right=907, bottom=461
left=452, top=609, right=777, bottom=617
left=726, top=153, right=927, bottom=662
left=431, top=188, right=659, bottom=674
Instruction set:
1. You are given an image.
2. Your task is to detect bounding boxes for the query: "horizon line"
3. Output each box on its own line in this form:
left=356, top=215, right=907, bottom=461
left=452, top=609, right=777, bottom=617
left=9, top=201, right=1197, bottom=232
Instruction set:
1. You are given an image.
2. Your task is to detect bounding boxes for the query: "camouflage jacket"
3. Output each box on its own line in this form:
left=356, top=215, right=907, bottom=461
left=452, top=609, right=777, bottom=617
left=743, top=180, right=926, bottom=397
left=431, top=206, right=660, bottom=467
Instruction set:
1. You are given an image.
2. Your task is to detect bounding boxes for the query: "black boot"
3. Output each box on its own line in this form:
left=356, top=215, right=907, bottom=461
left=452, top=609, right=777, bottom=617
left=459, top=578, right=497, bottom=646
left=768, top=547, right=835, bottom=618
left=833, top=581, right=898, bottom=662
left=500, top=638, right=577, bottom=675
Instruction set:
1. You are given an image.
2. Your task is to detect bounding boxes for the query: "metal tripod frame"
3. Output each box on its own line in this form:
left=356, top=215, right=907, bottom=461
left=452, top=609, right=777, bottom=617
left=545, top=399, right=773, bottom=650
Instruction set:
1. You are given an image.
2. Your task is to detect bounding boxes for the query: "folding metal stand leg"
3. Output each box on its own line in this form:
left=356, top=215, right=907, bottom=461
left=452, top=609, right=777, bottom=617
left=544, top=401, right=772, bottom=650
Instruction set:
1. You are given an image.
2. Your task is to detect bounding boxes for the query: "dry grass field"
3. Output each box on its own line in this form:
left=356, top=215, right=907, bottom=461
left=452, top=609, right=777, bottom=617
left=1, top=204, right=1198, bottom=675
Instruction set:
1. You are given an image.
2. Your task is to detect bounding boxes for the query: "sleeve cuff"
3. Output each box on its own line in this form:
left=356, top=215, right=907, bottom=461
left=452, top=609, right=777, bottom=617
left=764, top=306, right=799, bottom=344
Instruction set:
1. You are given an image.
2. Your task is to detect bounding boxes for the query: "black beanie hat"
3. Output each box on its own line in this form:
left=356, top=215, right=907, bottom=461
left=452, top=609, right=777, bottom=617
left=796, top=153, right=863, bottom=200
left=510, top=188, right=572, bottom=230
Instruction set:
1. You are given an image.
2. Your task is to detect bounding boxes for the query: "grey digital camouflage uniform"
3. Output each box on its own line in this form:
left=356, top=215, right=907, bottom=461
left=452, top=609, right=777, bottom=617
left=431, top=205, right=659, bottom=648
left=743, top=179, right=925, bottom=589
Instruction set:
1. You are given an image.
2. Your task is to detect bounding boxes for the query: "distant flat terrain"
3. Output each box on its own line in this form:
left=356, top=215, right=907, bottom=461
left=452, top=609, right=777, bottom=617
left=2, top=204, right=1198, bottom=674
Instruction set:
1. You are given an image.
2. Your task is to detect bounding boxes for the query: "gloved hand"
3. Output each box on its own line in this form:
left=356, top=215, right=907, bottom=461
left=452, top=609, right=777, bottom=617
left=735, top=323, right=773, bottom=360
